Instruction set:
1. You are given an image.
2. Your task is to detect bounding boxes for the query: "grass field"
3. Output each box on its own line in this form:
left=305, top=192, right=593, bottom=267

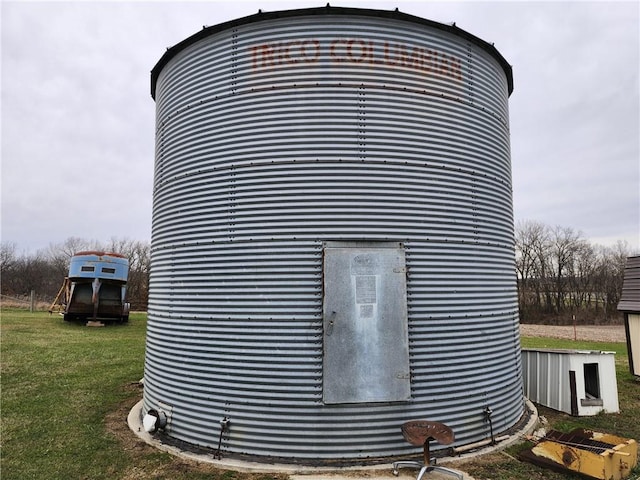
left=1, top=310, right=147, bottom=479
left=1, top=309, right=639, bottom=480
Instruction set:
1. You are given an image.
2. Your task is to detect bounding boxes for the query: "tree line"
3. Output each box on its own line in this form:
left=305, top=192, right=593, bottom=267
left=515, top=220, right=634, bottom=324
left=0, top=237, right=149, bottom=311
left=1, top=224, right=636, bottom=323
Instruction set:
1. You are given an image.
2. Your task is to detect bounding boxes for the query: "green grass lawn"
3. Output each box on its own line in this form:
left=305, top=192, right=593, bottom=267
left=2, top=309, right=639, bottom=480
left=1, top=309, right=147, bottom=479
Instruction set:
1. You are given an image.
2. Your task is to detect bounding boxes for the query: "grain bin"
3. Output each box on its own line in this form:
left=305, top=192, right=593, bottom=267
left=143, top=6, right=524, bottom=464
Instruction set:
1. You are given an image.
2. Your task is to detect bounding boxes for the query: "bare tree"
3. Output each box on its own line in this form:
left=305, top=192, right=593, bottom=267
left=105, top=237, right=150, bottom=310
left=549, top=226, right=583, bottom=315
left=0, top=242, right=19, bottom=295
left=594, top=241, right=632, bottom=320
left=0, top=242, right=17, bottom=271
left=569, top=241, right=597, bottom=311
left=515, top=221, right=550, bottom=320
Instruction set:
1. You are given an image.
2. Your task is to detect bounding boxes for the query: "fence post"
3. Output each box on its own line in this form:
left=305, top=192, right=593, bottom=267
left=30, top=290, right=35, bottom=312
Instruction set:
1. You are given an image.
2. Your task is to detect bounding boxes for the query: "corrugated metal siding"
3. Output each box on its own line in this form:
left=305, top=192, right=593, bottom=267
left=144, top=9, right=523, bottom=462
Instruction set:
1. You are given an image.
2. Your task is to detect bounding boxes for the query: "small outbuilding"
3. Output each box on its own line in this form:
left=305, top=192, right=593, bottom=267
left=521, top=348, right=619, bottom=416
left=617, top=255, right=640, bottom=378
left=142, top=6, right=526, bottom=463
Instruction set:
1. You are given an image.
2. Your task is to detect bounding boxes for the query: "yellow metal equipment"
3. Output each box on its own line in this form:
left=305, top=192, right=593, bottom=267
left=521, top=429, right=637, bottom=480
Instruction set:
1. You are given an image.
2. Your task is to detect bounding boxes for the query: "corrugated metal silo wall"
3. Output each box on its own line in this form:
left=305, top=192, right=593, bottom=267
left=145, top=9, right=524, bottom=462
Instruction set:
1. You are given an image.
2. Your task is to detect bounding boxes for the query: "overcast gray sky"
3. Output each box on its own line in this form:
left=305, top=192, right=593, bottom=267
left=2, top=0, right=639, bottom=254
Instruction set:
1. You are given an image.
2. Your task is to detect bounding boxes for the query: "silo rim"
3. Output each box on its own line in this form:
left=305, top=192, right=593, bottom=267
left=150, top=5, right=513, bottom=100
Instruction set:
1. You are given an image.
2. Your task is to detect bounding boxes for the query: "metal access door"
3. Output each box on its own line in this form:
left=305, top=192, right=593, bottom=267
left=323, top=242, right=411, bottom=404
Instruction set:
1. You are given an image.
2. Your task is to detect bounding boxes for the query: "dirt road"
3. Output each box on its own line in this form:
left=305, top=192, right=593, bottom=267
left=520, top=324, right=626, bottom=343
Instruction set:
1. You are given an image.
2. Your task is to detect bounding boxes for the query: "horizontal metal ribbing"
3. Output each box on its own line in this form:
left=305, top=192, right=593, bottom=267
left=145, top=10, right=522, bottom=463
